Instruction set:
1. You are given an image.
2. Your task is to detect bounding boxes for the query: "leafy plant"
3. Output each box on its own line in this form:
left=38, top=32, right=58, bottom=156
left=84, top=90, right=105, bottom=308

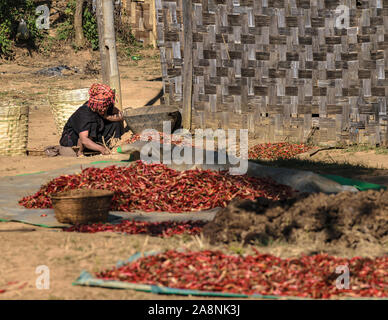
left=229, top=244, right=245, bottom=256
left=118, top=34, right=144, bottom=61
left=39, top=35, right=55, bottom=55
left=83, top=7, right=99, bottom=50
left=56, top=20, right=74, bottom=41
left=56, top=1, right=98, bottom=50
left=0, top=23, right=12, bottom=55
left=0, top=0, right=42, bottom=57
left=56, top=0, right=76, bottom=42
left=0, top=0, right=140, bottom=56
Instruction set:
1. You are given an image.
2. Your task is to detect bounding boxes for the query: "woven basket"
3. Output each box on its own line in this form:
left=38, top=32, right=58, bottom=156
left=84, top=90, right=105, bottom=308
left=51, top=189, right=114, bottom=224
left=48, top=88, right=89, bottom=135
left=123, top=105, right=181, bottom=134
left=0, top=102, right=29, bottom=156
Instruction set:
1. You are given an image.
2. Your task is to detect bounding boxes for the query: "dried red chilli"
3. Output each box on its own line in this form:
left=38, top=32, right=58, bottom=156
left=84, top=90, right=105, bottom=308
left=95, top=250, right=388, bottom=299
left=128, top=136, right=310, bottom=160
left=0, top=281, right=23, bottom=294
left=63, top=220, right=205, bottom=237
left=249, top=142, right=311, bottom=160
left=19, top=161, right=294, bottom=213
left=127, top=132, right=193, bottom=147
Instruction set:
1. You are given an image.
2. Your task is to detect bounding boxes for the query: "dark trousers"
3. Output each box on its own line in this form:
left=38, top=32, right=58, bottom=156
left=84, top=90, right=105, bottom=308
left=96, top=120, right=125, bottom=144
left=60, top=121, right=124, bottom=148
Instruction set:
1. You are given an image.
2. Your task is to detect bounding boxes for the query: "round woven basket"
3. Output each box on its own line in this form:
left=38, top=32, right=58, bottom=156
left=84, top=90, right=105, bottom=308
left=51, top=189, right=114, bottom=224
left=0, top=102, right=29, bottom=156
left=48, top=88, right=89, bottom=135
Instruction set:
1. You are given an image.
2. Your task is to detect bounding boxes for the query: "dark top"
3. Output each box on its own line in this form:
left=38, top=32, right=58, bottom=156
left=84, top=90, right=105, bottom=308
left=59, top=103, right=105, bottom=147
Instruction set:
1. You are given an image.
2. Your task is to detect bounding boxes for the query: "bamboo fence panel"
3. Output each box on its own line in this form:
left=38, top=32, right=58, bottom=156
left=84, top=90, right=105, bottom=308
left=156, top=0, right=388, bottom=145
left=121, top=0, right=158, bottom=47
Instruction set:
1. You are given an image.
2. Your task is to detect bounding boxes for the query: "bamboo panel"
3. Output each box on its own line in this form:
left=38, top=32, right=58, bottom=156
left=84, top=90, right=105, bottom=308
left=156, top=0, right=184, bottom=106
left=122, top=0, right=157, bottom=47
left=157, top=0, right=388, bottom=145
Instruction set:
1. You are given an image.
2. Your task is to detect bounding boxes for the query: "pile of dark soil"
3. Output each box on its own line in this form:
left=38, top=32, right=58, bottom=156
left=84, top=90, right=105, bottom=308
left=203, top=190, right=388, bottom=256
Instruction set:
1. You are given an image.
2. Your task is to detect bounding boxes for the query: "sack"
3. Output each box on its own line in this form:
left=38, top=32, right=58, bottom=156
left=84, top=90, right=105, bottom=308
left=44, top=146, right=77, bottom=157
left=44, top=146, right=60, bottom=157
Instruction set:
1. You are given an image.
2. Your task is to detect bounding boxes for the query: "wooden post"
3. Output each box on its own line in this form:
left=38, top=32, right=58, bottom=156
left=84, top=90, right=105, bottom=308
left=96, top=0, right=109, bottom=84
left=101, top=0, right=123, bottom=110
left=151, top=0, right=157, bottom=48
left=182, top=0, right=193, bottom=130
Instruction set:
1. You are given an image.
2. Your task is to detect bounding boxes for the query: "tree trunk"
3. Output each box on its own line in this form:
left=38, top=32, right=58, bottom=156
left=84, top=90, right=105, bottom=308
left=74, top=0, right=85, bottom=48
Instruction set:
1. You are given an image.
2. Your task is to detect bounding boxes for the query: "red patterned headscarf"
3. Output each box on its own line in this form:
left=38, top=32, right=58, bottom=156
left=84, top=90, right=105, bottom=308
left=88, top=83, right=116, bottom=116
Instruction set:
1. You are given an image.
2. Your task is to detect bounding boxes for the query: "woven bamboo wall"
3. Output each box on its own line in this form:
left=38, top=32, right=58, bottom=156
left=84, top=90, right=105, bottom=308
left=156, top=0, right=388, bottom=145
left=121, top=0, right=157, bottom=47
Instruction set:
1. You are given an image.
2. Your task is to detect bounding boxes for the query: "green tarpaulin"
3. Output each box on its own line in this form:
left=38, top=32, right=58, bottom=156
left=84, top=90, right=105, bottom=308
left=321, top=174, right=386, bottom=191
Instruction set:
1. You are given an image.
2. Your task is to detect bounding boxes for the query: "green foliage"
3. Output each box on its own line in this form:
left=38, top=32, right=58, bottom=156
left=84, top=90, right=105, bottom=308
left=0, top=0, right=42, bottom=57
left=118, top=33, right=143, bottom=61
left=228, top=245, right=245, bottom=256
left=123, top=46, right=142, bottom=60
left=56, top=20, right=74, bottom=41
left=0, top=24, right=12, bottom=55
left=39, top=35, right=55, bottom=56
left=24, top=1, right=41, bottom=42
left=56, top=0, right=76, bottom=41
left=56, top=1, right=98, bottom=50
left=0, top=0, right=139, bottom=56
left=83, top=7, right=99, bottom=50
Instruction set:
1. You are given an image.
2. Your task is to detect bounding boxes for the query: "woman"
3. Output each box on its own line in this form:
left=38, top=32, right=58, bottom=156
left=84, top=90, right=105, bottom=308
left=60, top=83, right=124, bottom=156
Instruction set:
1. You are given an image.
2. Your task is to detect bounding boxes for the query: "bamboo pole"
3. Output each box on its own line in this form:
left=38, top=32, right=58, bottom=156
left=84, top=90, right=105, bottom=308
left=181, top=0, right=193, bottom=130
left=151, top=0, right=157, bottom=48
left=101, top=0, right=123, bottom=110
left=96, top=0, right=109, bottom=84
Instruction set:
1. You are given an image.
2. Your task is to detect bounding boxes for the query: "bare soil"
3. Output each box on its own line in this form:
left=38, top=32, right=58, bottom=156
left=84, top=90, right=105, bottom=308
left=298, top=148, right=388, bottom=170
left=203, top=191, right=388, bottom=258
left=0, top=222, right=219, bottom=300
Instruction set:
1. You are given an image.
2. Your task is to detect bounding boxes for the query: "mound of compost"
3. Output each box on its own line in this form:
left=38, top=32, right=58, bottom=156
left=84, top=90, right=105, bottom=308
left=203, top=190, right=388, bottom=256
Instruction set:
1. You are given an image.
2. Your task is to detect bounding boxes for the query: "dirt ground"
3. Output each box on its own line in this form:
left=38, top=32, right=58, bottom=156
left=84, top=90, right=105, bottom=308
left=1, top=47, right=388, bottom=300
left=0, top=221, right=229, bottom=300
left=300, top=149, right=388, bottom=170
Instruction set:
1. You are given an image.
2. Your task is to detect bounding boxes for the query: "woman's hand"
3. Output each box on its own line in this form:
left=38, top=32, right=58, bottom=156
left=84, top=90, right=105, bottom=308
left=100, top=147, right=111, bottom=155
left=104, top=111, right=123, bottom=122
left=115, top=111, right=123, bottom=121
left=79, top=131, right=111, bottom=155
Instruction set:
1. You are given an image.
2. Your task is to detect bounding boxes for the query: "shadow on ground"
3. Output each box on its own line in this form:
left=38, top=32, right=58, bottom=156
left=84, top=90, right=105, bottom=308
left=249, top=158, right=388, bottom=186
